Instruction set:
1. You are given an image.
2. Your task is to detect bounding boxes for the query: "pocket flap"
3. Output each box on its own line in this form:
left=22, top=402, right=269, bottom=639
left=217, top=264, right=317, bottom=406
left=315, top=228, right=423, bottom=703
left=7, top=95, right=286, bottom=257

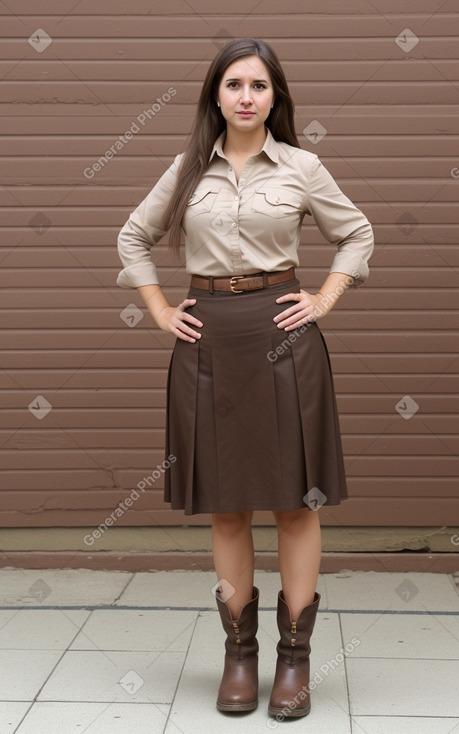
left=258, top=189, right=303, bottom=207
left=188, top=187, right=219, bottom=204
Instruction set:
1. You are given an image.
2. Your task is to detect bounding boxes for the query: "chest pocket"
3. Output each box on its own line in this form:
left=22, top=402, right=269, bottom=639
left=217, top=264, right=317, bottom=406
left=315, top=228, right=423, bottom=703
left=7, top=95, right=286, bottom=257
left=251, top=188, right=303, bottom=218
left=187, top=187, right=219, bottom=217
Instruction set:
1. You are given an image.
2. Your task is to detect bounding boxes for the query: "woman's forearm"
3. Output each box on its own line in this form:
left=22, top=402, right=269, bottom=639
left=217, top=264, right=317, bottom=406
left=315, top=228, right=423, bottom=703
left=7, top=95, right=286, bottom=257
left=314, top=271, right=355, bottom=316
left=137, top=284, right=171, bottom=324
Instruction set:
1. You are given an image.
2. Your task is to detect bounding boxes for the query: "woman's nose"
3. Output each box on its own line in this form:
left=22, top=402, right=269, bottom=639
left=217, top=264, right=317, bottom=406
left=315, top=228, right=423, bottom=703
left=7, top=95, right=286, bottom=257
left=240, top=86, right=253, bottom=103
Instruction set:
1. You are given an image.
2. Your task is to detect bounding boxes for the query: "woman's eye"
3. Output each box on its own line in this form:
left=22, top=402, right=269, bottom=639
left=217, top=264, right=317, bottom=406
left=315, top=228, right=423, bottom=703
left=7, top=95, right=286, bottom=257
left=226, top=82, right=267, bottom=89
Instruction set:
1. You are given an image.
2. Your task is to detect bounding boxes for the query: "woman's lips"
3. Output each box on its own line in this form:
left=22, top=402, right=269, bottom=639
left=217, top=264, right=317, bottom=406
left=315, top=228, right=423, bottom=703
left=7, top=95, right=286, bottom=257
left=236, top=111, right=255, bottom=117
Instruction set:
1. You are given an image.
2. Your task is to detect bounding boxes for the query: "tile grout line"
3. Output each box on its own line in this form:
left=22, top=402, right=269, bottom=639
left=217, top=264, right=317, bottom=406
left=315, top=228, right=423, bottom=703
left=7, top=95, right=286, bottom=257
left=339, top=611, right=353, bottom=729
left=0, top=605, right=458, bottom=614
left=160, top=613, right=201, bottom=734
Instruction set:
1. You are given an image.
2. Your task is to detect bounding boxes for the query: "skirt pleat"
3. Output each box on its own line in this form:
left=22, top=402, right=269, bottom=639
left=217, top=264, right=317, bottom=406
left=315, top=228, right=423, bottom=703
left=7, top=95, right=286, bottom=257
left=163, top=338, right=199, bottom=512
left=290, top=327, right=348, bottom=508
left=163, top=277, right=348, bottom=515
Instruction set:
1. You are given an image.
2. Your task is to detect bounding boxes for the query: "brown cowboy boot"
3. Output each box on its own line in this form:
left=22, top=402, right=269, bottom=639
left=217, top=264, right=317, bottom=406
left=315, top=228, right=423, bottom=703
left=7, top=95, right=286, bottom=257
left=215, top=585, right=259, bottom=712
left=268, top=590, right=320, bottom=718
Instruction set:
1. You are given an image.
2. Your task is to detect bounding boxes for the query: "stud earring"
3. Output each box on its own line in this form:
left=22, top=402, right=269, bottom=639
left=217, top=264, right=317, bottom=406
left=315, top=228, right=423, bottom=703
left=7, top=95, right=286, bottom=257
left=217, top=101, right=220, bottom=107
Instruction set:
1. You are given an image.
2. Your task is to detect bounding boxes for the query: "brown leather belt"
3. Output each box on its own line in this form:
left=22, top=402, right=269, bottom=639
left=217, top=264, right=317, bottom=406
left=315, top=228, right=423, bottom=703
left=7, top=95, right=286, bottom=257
left=190, top=267, right=295, bottom=293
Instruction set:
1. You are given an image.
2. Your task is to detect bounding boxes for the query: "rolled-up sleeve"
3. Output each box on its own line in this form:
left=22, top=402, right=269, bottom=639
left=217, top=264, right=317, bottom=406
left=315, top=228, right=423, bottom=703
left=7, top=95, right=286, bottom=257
left=306, top=156, right=374, bottom=285
left=116, top=154, right=182, bottom=289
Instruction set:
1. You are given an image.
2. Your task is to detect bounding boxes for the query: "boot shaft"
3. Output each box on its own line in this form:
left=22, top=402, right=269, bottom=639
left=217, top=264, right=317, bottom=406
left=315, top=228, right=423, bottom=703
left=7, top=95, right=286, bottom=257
left=215, top=586, right=259, bottom=659
left=276, top=591, right=320, bottom=664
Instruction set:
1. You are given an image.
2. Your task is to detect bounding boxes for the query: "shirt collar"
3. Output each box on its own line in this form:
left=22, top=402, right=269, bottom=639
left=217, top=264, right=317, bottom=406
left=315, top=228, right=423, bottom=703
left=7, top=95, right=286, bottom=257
left=208, top=126, right=279, bottom=164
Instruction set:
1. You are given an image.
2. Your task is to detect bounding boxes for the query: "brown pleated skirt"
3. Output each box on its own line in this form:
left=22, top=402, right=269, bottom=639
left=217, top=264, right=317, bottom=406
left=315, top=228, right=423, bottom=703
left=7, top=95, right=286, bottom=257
left=163, top=276, right=348, bottom=515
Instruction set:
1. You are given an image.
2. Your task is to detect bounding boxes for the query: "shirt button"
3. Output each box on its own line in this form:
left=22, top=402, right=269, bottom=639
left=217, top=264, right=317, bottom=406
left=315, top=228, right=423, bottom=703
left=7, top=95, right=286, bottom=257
left=231, top=222, right=237, bottom=227
left=234, top=196, right=239, bottom=200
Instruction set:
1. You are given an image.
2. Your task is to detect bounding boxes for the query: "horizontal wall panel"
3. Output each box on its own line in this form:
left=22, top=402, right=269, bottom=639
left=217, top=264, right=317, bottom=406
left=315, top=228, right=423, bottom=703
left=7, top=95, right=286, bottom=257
left=1, top=330, right=458, bottom=355
left=1, top=350, right=459, bottom=374
left=3, top=82, right=459, bottom=106
left=2, top=158, right=459, bottom=182
left=0, top=1, right=452, bottom=15
left=1, top=436, right=458, bottom=471
left=2, top=415, right=459, bottom=448
left=2, top=179, right=459, bottom=203
left=1, top=60, right=459, bottom=84
left=1, top=35, right=457, bottom=59
left=2, top=397, right=459, bottom=429
left=2, top=108, right=458, bottom=134
left=3, top=311, right=459, bottom=331
left=2, top=245, right=459, bottom=269
left=1, top=267, right=458, bottom=289
left=1, top=286, right=458, bottom=310
left=4, top=14, right=459, bottom=38
left=1, top=372, right=458, bottom=395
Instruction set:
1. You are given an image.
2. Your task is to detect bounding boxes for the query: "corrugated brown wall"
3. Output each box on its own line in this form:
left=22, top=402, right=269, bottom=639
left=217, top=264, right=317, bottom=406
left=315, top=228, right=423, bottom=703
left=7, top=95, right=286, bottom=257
left=1, top=1, right=458, bottom=529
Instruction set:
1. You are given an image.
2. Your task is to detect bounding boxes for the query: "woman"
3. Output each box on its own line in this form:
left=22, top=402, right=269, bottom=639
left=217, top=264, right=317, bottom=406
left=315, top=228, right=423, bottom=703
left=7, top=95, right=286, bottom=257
left=116, top=38, right=374, bottom=718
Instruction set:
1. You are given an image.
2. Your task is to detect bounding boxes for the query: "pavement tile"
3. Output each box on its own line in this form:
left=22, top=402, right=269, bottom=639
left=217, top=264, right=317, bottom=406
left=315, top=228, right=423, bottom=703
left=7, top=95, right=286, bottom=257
left=37, top=650, right=185, bottom=704
left=0, top=568, right=132, bottom=607
left=13, top=702, right=170, bottom=734
left=324, top=571, right=459, bottom=612
left=69, top=610, right=197, bottom=652
left=347, top=658, right=459, bottom=717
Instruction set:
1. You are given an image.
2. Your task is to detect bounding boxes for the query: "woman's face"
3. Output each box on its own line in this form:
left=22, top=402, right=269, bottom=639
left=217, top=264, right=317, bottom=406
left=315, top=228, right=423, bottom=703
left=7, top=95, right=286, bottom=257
left=216, top=55, right=274, bottom=135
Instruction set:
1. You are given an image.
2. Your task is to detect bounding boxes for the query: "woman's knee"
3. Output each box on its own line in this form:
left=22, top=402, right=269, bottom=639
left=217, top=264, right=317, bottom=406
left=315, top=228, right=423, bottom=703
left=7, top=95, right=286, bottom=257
left=273, top=507, right=319, bottom=531
left=211, top=510, right=253, bottom=534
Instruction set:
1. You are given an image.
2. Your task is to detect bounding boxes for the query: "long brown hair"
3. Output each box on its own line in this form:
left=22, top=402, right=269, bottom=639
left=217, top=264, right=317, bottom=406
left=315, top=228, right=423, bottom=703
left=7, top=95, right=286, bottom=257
left=164, top=38, right=300, bottom=252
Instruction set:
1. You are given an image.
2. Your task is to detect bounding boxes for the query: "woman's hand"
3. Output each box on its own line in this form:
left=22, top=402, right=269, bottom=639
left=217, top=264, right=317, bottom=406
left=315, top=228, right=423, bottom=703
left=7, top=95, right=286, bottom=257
left=273, top=272, right=355, bottom=331
left=273, top=289, right=330, bottom=331
left=155, top=298, right=203, bottom=343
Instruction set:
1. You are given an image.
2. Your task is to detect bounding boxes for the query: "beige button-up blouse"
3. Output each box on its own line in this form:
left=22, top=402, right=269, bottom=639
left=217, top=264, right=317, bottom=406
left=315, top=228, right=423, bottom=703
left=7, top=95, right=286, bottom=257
left=116, top=127, right=374, bottom=288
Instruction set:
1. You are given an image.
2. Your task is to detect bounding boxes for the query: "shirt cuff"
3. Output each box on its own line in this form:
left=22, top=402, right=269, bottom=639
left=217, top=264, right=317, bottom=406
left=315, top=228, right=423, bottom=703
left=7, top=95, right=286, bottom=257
left=116, top=261, right=160, bottom=289
left=329, top=251, right=369, bottom=286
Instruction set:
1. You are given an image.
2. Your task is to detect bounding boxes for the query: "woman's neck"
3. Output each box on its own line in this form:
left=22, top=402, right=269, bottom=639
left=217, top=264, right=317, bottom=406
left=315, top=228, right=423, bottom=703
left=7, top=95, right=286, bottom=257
left=222, top=125, right=267, bottom=158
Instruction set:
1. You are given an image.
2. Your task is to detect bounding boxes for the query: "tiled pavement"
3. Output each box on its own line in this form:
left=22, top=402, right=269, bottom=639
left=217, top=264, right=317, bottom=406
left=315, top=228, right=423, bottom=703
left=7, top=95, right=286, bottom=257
left=0, top=568, right=458, bottom=733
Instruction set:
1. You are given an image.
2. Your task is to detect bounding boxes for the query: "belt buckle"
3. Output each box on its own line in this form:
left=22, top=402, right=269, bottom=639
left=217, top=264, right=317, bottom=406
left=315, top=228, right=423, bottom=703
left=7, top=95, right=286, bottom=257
left=230, top=275, right=245, bottom=293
